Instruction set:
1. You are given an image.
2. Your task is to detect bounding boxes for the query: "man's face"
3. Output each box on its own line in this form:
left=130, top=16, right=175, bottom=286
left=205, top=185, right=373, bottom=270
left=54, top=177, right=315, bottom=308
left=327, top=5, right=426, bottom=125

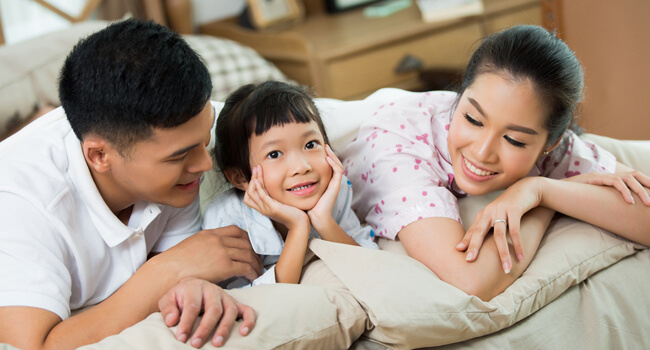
left=103, top=102, right=215, bottom=209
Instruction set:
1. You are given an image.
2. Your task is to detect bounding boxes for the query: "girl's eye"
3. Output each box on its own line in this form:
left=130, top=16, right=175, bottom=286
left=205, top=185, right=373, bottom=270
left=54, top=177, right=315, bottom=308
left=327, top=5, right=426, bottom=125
left=464, top=113, right=483, bottom=127
left=305, top=140, right=319, bottom=150
left=267, top=150, right=282, bottom=159
left=504, top=135, right=526, bottom=148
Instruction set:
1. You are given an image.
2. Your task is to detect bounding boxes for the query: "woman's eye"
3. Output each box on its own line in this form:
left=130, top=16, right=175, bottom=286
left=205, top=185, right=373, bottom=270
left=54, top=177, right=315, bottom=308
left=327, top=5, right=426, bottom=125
left=267, top=151, right=282, bottom=159
left=464, top=113, right=483, bottom=127
left=504, top=136, right=526, bottom=148
left=305, top=140, right=319, bottom=150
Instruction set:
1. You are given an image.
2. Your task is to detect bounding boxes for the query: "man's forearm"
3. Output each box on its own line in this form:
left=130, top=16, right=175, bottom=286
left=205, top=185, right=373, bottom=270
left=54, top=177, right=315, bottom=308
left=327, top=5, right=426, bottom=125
left=2, top=257, right=180, bottom=350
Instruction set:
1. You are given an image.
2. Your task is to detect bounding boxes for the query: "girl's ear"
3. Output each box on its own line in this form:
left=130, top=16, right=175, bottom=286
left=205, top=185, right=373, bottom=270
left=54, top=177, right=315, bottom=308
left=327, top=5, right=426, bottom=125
left=224, top=168, right=249, bottom=191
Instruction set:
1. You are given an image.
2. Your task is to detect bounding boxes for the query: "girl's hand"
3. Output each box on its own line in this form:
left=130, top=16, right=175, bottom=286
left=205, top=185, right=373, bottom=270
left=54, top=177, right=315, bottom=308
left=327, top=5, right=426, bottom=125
left=244, top=165, right=309, bottom=231
left=159, top=277, right=255, bottom=348
left=307, top=145, right=343, bottom=230
left=563, top=171, right=650, bottom=206
left=456, top=177, right=543, bottom=274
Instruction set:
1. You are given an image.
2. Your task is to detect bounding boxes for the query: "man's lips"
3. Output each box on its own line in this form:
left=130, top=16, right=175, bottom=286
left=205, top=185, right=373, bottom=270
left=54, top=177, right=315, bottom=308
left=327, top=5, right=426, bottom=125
left=176, top=177, right=200, bottom=190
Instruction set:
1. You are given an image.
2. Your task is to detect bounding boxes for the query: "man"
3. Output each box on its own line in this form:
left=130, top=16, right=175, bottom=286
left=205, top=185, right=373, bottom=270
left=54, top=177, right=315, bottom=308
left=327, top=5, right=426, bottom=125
left=0, top=19, right=262, bottom=349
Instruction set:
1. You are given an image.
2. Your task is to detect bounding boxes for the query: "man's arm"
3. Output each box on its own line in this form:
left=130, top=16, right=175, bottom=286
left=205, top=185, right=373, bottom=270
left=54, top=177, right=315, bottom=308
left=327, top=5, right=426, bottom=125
left=0, top=226, right=263, bottom=350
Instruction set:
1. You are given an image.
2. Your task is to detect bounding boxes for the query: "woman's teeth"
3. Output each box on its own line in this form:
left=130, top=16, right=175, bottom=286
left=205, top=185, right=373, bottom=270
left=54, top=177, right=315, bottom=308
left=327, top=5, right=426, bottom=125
left=464, top=158, right=495, bottom=176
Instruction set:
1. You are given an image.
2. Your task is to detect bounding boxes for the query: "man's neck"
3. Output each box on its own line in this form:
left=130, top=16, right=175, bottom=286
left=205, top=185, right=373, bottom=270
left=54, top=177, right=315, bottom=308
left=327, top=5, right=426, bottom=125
left=86, top=162, right=135, bottom=221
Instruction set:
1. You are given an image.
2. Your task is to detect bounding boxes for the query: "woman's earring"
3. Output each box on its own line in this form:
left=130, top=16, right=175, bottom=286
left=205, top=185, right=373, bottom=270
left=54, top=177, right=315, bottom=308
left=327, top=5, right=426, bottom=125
left=543, top=150, right=549, bottom=156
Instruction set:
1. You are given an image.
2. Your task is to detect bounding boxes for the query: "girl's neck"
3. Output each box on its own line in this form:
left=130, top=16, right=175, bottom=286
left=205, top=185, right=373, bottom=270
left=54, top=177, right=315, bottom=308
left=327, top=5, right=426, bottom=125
left=272, top=220, right=288, bottom=240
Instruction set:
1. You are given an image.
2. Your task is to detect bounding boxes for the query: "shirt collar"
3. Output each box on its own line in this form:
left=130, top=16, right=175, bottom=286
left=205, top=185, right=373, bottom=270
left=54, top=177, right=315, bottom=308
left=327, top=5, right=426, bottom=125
left=65, top=132, right=162, bottom=247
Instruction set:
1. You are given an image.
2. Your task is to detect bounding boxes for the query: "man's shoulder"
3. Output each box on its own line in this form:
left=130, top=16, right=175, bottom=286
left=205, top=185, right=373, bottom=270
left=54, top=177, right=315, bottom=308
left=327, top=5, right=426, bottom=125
left=0, top=108, right=79, bottom=206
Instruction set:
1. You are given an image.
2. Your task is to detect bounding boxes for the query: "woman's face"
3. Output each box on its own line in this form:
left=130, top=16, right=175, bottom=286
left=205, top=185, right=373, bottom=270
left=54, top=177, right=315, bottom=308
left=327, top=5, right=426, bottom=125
left=447, top=72, right=549, bottom=196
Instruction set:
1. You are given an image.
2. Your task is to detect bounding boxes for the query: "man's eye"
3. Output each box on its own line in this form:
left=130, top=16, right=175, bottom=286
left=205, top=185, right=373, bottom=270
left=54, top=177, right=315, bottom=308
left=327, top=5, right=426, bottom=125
left=267, top=151, right=282, bottom=159
left=464, top=113, right=482, bottom=127
left=169, top=154, right=188, bottom=162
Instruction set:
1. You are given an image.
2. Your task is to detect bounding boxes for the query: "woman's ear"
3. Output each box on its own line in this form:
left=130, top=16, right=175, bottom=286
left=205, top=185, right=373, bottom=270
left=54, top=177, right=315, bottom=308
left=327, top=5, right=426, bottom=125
left=224, top=168, right=249, bottom=191
left=542, top=138, right=562, bottom=156
left=81, top=137, right=112, bottom=173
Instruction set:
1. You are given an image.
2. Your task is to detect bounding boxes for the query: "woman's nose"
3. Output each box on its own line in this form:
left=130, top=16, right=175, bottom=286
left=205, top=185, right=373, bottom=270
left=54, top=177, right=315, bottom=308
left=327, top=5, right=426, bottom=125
left=474, top=133, right=498, bottom=163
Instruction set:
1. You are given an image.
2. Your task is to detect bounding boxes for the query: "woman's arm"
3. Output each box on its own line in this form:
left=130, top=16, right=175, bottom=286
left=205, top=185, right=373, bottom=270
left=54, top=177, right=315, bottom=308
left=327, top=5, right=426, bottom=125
left=398, top=206, right=554, bottom=301
left=537, top=164, right=650, bottom=245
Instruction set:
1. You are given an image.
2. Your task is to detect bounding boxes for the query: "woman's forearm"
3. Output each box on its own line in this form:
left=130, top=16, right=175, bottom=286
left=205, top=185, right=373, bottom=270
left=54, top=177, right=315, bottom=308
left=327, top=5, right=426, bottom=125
left=399, top=206, right=553, bottom=301
left=540, top=177, right=650, bottom=245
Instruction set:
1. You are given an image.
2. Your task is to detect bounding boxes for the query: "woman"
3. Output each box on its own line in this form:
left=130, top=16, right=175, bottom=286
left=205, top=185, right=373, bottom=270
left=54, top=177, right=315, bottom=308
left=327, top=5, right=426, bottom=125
left=340, top=25, right=650, bottom=300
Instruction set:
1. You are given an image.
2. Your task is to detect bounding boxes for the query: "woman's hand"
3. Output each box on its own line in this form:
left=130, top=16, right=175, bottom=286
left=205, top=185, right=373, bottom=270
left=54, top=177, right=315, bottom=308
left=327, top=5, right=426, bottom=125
left=159, top=278, right=255, bottom=348
left=456, top=177, right=544, bottom=274
left=308, top=145, right=343, bottom=231
left=563, top=170, right=650, bottom=206
left=244, top=165, right=309, bottom=231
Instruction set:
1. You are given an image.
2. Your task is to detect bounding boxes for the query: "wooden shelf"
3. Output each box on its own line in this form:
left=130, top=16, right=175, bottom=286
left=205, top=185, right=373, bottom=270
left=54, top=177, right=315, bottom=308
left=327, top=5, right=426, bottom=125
left=200, top=0, right=541, bottom=100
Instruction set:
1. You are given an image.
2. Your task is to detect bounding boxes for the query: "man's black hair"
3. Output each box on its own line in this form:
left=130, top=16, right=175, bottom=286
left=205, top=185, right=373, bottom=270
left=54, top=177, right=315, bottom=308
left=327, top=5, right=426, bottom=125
left=59, top=19, right=212, bottom=155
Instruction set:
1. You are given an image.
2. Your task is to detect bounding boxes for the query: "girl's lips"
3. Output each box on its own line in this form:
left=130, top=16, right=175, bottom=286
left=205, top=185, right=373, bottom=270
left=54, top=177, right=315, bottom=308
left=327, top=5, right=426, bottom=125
left=461, top=156, right=498, bottom=182
left=176, top=177, right=200, bottom=191
left=287, top=182, right=317, bottom=196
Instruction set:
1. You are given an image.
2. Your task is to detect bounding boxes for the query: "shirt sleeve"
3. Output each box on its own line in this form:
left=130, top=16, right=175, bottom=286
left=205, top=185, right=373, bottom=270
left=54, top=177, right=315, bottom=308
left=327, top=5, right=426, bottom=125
left=0, top=193, right=72, bottom=320
left=334, top=176, right=378, bottom=249
left=536, top=130, right=617, bottom=179
left=340, top=92, right=462, bottom=240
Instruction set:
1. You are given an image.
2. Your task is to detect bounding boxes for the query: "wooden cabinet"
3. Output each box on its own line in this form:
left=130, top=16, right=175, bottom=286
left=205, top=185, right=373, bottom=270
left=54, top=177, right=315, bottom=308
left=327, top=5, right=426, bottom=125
left=199, top=0, right=541, bottom=100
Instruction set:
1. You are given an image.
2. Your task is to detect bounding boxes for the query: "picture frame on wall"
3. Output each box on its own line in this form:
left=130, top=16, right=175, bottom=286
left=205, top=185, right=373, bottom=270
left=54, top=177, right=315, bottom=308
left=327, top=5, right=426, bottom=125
left=325, top=0, right=381, bottom=13
left=245, top=0, right=304, bottom=29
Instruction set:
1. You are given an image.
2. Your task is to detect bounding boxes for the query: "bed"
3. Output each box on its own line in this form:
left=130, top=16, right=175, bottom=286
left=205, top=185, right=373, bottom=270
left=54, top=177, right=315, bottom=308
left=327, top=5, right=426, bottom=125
left=1, top=16, right=649, bottom=350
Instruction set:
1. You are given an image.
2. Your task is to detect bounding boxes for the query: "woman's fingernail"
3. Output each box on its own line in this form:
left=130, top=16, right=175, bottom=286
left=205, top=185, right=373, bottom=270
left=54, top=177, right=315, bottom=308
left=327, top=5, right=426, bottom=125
left=517, top=253, right=524, bottom=262
left=242, top=327, right=250, bottom=335
left=465, top=252, right=474, bottom=261
left=503, top=261, right=511, bottom=274
left=177, top=333, right=187, bottom=343
left=165, top=313, right=174, bottom=325
left=456, top=242, right=464, bottom=249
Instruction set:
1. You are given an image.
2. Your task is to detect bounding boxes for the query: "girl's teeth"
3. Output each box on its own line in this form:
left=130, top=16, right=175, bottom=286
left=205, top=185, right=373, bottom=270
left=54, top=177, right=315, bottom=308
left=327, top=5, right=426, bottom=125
left=290, top=184, right=312, bottom=191
left=464, top=158, right=495, bottom=176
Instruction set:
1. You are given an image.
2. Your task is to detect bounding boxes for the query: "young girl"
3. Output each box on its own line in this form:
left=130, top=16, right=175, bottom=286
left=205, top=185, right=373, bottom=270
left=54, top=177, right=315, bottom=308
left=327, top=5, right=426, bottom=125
left=204, top=81, right=377, bottom=288
left=341, top=25, right=650, bottom=301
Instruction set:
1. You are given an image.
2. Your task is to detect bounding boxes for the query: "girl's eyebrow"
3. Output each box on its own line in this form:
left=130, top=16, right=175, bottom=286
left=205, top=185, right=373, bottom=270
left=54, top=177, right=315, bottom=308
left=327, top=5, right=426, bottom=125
left=259, top=129, right=321, bottom=150
left=467, top=97, right=539, bottom=135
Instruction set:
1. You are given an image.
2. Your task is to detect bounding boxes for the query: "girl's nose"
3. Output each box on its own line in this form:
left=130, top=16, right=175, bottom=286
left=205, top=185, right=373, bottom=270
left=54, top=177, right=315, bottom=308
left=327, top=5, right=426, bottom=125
left=291, top=153, right=312, bottom=175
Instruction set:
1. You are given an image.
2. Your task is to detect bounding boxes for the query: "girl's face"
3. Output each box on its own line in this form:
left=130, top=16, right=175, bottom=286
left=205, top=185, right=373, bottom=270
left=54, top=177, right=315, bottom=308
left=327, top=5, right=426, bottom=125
left=447, top=72, right=549, bottom=196
left=247, top=120, right=331, bottom=211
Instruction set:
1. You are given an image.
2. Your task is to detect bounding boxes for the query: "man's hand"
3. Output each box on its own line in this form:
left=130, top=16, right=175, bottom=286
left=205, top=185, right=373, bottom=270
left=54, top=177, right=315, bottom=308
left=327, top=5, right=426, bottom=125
left=159, top=278, right=255, bottom=348
left=153, top=225, right=263, bottom=283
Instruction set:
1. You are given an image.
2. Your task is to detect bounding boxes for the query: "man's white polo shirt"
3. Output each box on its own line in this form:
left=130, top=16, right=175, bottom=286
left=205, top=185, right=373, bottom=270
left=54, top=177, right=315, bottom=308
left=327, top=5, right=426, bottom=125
left=0, top=108, right=201, bottom=320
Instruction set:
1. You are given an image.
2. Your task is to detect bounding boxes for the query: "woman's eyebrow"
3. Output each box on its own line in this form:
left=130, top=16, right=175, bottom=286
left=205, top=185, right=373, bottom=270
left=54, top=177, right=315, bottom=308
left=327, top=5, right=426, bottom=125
left=467, top=97, right=538, bottom=135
